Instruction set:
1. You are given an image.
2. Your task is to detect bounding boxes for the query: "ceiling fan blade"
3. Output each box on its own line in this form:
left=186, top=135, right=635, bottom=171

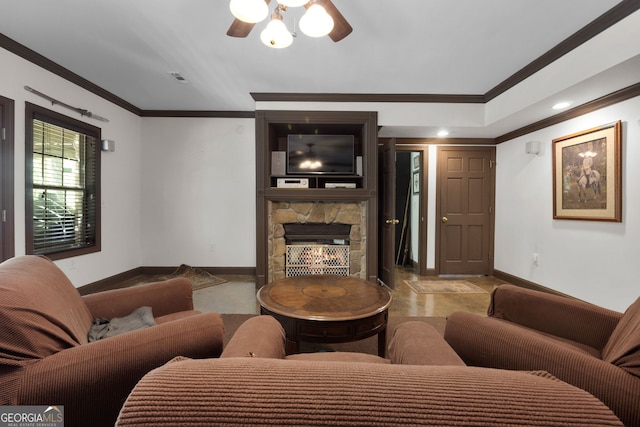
left=227, top=19, right=256, bottom=38
left=226, top=0, right=271, bottom=38
left=322, top=0, right=352, bottom=42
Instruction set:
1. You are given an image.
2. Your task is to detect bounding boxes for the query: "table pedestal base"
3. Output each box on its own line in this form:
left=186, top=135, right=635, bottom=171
left=261, top=307, right=388, bottom=357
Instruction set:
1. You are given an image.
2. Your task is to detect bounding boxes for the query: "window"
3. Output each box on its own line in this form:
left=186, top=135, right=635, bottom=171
left=25, top=103, right=100, bottom=259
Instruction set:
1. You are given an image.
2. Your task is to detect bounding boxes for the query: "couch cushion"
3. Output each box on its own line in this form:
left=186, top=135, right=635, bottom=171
left=0, top=256, right=93, bottom=364
left=116, top=358, right=624, bottom=426
left=286, top=351, right=390, bottom=364
left=602, top=297, right=640, bottom=377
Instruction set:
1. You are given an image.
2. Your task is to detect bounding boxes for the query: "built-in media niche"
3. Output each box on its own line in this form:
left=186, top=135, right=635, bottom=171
left=271, top=134, right=362, bottom=189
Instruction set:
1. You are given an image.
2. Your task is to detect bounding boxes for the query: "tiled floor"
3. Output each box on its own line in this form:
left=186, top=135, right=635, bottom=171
left=191, top=266, right=507, bottom=317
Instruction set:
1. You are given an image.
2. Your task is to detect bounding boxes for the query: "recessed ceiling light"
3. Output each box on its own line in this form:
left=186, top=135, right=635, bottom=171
left=552, top=101, right=571, bottom=110
left=437, top=130, right=449, bottom=137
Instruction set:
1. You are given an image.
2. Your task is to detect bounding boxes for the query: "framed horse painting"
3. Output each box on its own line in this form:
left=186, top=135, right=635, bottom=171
left=552, top=120, right=622, bottom=221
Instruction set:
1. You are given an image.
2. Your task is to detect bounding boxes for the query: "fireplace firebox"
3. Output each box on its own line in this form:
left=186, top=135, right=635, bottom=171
left=267, top=201, right=367, bottom=282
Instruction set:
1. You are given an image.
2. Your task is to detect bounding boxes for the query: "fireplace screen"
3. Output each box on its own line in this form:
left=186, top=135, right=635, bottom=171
left=286, top=245, right=349, bottom=277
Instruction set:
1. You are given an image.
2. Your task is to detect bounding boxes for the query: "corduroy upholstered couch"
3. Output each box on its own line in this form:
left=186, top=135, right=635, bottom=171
left=116, top=315, right=623, bottom=426
left=444, top=284, right=640, bottom=427
left=0, top=255, right=224, bottom=427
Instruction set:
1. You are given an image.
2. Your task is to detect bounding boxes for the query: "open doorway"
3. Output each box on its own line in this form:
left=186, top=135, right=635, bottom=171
left=378, top=142, right=427, bottom=289
left=395, top=148, right=426, bottom=276
left=394, top=152, right=415, bottom=267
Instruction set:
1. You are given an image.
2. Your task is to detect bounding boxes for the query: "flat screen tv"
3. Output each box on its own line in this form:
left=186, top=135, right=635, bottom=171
left=287, top=134, right=355, bottom=174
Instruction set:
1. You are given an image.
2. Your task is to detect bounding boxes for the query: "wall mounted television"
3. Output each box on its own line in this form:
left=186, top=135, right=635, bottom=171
left=287, top=134, right=355, bottom=175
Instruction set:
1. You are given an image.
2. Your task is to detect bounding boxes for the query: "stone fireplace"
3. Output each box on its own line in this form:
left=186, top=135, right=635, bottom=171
left=267, top=201, right=367, bottom=282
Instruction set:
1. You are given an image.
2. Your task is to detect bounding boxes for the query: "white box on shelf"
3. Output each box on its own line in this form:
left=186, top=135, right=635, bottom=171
left=277, top=178, right=309, bottom=188
left=324, top=182, right=357, bottom=189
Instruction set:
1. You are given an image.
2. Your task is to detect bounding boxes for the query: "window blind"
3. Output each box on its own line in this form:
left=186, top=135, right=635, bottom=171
left=29, top=117, right=98, bottom=255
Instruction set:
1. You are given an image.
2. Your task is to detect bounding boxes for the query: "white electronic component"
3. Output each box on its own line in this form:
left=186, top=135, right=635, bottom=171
left=277, top=178, right=309, bottom=188
left=324, top=182, right=357, bottom=189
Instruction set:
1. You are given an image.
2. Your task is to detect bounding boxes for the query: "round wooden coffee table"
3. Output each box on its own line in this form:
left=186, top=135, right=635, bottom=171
left=257, top=275, right=392, bottom=357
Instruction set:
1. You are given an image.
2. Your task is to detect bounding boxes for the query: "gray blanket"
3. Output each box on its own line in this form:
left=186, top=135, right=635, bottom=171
left=88, top=306, right=156, bottom=342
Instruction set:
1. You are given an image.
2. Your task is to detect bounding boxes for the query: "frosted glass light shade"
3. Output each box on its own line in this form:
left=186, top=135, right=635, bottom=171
left=278, top=0, right=309, bottom=6
left=300, top=159, right=322, bottom=169
left=230, top=0, right=269, bottom=23
left=299, top=4, right=334, bottom=37
left=260, top=18, right=293, bottom=48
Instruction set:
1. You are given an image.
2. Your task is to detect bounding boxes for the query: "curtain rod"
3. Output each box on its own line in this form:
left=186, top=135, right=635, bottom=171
left=24, top=86, right=109, bottom=122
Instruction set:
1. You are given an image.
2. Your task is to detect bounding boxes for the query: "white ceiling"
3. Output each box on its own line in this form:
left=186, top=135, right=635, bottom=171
left=1, top=0, right=638, bottom=138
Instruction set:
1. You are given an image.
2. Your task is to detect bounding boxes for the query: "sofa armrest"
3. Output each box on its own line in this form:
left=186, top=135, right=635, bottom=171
left=82, top=278, right=194, bottom=319
left=221, top=315, right=286, bottom=359
left=488, top=284, right=621, bottom=349
left=17, top=312, right=223, bottom=427
left=388, top=321, right=465, bottom=365
left=444, top=311, right=640, bottom=427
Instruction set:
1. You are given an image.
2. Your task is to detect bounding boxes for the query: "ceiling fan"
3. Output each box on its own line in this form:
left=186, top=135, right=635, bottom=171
left=227, top=0, right=353, bottom=43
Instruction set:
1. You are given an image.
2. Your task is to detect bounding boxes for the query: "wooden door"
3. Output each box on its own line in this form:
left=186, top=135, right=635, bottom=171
left=0, top=96, right=15, bottom=262
left=437, top=147, right=494, bottom=275
left=378, top=139, right=396, bottom=288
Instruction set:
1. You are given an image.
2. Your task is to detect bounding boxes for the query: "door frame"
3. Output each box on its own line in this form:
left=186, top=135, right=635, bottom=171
left=395, top=145, right=428, bottom=276
left=378, top=141, right=429, bottom=285
left=0, top=95, right=15, bottom=262
left=435, top=145, right=495, bottom=275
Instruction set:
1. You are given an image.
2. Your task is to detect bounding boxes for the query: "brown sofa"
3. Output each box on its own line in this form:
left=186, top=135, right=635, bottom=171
left=116, top=315, right=623, bottom=426
left=444, top=284, right=640, bottom=427
left=220, top=315, right=467, bottom=365
left=0, top=255, right=224, bottom=427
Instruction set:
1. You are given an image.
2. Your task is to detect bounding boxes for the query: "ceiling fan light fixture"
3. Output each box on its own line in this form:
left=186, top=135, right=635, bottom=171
left=230, top=0, right=269, bottom=23
left=299, top=3, right=334, bottom=37
left=260, top=12, right=293, bottom=48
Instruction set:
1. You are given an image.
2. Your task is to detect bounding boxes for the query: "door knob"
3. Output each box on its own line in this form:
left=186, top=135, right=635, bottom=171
left=441, top=216, right=448, bottom=223
left=386, top=219, right=400, bottom=224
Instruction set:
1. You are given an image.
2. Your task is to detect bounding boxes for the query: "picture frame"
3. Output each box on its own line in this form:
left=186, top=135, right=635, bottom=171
left=413, top=156, right=420, bottom=170
left=552, top=120, right=622, bottom=222
left=412, top=171, right=420, bottom=194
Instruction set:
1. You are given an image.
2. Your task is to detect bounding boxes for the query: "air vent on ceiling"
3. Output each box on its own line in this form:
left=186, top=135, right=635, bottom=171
left=168, top=72, right=188, bottom=83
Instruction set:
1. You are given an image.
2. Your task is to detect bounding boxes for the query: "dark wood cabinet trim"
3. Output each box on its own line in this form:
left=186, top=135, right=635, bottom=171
left=255, top=110, right=378, bottom=288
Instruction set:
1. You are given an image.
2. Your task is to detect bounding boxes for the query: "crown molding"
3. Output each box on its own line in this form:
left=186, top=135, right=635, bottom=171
left=495, top=81, right=640, bottom=142
left=485, top=0, right=640, bottom=102
left=140, top=110, right=255, bottom=118
left=1, top=0, right=638, bottom=125
left=393, top=138, right=496, bottom=146
left=0, top=33, right=142, bottom=116
left=251, top=93, right=485, bottom=104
